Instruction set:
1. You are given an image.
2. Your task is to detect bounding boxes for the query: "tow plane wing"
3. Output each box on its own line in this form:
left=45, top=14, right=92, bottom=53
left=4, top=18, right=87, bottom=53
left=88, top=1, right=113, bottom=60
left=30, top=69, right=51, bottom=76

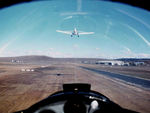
left=56, top=30, right=72, bottom=35
left=79, top=32, right=94, bottom=35
left=56, top=28, right=94, bottom=37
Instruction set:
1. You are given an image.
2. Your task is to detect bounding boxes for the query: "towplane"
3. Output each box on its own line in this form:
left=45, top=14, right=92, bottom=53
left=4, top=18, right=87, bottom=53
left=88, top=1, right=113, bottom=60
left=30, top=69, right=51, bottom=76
left=56, top=28, right=94, bottom=37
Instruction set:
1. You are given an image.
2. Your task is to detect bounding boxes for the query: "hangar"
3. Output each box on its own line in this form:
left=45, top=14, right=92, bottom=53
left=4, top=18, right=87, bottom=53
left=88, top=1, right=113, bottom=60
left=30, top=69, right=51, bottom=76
left=96, top=60, right=125, bottom=66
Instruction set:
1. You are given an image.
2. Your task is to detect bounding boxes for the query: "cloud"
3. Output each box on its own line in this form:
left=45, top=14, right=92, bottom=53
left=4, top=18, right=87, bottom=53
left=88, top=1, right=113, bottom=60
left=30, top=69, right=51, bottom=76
left=122, top=46, right=135, bottom=58
left=123, top=46, right=131, bottom=53
left=0, top=49, right=26, bottom=57
left=0, top=47, right=74, bottom=58
left=49, top=48, right=54, bottom=51
left=137, top=53, right=150, bottom=58
left=63, top=16, right=73, bottom=20
left=48, top=51, right=74, bottom=58
left=122, top=46, right=150, bottom=58
left=60, top=12, right=87, bottom=16
left=73, top=44, right=79, bottom=49
left=123, top=24, right=150, bottom=47
left=26, top=49, right=73, bottom=58
left=116, top=9, right=150, bottom=30
left=95, top=48, right=100, bottom=50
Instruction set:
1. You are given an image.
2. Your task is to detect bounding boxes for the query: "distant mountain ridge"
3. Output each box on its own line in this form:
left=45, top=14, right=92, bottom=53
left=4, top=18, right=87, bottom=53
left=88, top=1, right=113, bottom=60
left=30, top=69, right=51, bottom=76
left=0, top=55, right=150, bottom=63
left=0, top=55, right=53, bottom=62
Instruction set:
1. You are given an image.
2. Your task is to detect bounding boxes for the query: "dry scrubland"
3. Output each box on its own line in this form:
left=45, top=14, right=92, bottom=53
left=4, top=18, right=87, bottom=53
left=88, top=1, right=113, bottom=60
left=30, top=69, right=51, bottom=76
left=0, top=62, right=150, bottom=113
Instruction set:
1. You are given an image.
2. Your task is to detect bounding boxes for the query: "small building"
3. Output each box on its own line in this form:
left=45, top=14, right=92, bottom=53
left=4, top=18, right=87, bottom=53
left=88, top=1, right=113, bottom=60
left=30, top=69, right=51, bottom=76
left=96, top=60, right=125, bottom=66
left=11, top=59, right=23, bottom=63
left=123, top=62, right=130, bottom=66
left=134, top=61, right=145, bottom=66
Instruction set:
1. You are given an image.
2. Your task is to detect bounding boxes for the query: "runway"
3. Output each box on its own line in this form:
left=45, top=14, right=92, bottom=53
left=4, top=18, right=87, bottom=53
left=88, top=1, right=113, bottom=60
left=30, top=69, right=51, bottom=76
left=81, top=66, right=150, bottom=89
left=0, top=63, right=150, bottom=113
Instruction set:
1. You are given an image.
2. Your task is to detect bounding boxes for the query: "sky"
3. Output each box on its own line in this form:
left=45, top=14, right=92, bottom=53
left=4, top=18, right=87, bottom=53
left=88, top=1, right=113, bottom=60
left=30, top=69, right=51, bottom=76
left=0, top=0, right=150, bottom=58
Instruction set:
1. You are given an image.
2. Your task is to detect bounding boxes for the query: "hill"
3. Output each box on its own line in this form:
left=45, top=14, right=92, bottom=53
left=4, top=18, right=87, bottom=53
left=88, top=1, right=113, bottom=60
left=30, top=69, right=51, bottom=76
left=0, top=55, right=53, bottom=63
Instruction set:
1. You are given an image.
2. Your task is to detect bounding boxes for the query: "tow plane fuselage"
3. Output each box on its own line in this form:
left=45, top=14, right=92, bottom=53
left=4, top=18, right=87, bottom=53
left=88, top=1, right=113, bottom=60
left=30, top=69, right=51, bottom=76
left=56, top=28, right=94, bottom=37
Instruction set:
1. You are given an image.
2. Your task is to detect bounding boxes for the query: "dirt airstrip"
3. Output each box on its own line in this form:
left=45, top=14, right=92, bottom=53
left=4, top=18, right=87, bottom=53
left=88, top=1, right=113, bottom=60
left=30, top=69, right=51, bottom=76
left=0, top=62, right=150, bottom=113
